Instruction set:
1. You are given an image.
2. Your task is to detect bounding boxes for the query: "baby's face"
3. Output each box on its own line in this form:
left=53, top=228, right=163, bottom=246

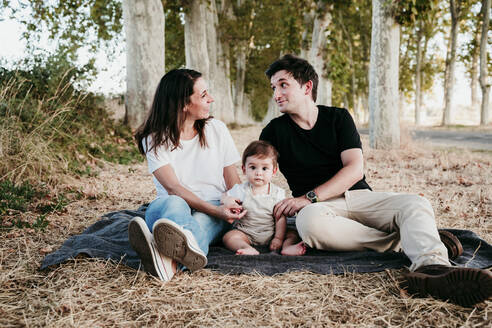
left=243, top=155, right=276, bottom=188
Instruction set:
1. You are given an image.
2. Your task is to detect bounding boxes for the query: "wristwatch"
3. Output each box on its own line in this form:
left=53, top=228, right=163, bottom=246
left=305, top=190, right=318, bottom=203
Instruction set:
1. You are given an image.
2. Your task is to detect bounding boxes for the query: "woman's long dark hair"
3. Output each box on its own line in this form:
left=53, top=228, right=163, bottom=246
left=135, top=69, right=210, bottom=155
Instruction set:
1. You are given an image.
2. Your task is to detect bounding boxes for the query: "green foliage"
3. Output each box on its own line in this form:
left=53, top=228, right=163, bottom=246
left=3, top=0, right=486, bottom=125
left=0, top=51, right=141, bottom=229
left=0, top=180, right=40, bottom=215
left=398, top=0, right=445, bottom=98
left=0, top=51, right=141, bottom=187
left=164, top=3, right=185, bottom=71
left=459, top=2, right=492, bottom=81
left=1, top=48, right=96, bottom=100
left=0, top=180, right=66, bottom=231
left=327, top=0, right=372, bottom=109
left=391, top=0, right=435, bottom=26
left=2, top=0, right=123, bottom=56
left=219, top=0, right=306, bottom=120
left=399, top=24, right=417, bottom=97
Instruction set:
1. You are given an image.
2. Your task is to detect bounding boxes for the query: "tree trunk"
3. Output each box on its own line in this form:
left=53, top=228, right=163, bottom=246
left=262, top=97, right=279, bottom=125
left=419, top=35, right=430, bottom=121
left=231, top=1, right=254, bottom=124
left=338, top=11, right=358, bottom=122
left=480, top=0, right=491, bottom=125
left=308, top=1, right=332, bottom=106
left=234, top=49, right=253, bottom=123
left=184, top=0, right=235, bottom=123
left=122, top=0, right=164, bottom=129
left=300, top=9, right=315, bottom=59
left=368, top=0, right=400, bottom=149
left=442, top=0, right=459, bottom=126
left=263, top=51, right=284, bottom=125
left=350, top=74, right=358, bottom=123
left=357, top=94, right=369, bottom=125
left=414, top=22, right=423, bottom=126
left=399, top=91, right=405, bottom=119
left=184, top=0, right=209, bottom=77
left=471, top=25, right=481, bottom=110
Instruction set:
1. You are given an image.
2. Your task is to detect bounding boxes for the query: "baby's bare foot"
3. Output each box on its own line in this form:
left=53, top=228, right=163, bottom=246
left=236, top=247, right=260, bottom=255
left=281, top=242, right=307, bottom=256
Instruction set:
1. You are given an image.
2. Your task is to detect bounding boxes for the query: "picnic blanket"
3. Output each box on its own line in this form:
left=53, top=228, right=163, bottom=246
left=40, top=206, right=492, bottom=275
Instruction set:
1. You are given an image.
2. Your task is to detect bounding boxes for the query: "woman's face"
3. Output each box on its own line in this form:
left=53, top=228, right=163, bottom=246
left=185, top=77, right=214, bottom=121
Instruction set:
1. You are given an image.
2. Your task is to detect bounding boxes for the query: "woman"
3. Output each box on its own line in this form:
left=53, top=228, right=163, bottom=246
left=128, top=69, right=246, bottom=281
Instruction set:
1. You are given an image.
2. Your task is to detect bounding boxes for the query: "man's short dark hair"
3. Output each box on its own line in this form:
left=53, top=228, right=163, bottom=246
left=265, top=54, right=319, bottom=102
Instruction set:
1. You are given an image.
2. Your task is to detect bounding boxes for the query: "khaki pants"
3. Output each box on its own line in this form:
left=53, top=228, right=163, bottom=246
left=296, top=190, right=450, bottom=271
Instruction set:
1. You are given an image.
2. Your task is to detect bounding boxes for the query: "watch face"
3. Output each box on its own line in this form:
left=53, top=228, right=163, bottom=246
left=307, top=191, right=317, bottom=202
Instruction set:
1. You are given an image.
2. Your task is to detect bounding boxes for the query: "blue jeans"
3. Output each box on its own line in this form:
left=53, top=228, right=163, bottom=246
left=145, top=195, right=231, bottom=256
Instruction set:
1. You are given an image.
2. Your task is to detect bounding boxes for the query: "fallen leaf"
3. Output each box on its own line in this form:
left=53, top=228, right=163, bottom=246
left=40, top=247, right=53, bottom=255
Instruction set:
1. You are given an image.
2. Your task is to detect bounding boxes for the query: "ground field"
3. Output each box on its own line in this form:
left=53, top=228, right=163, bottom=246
left=1, top=125, right=491, bottom=327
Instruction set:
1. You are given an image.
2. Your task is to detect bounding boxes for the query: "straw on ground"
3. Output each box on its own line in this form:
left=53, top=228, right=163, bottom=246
left=1, top=125, right=491, bottom=327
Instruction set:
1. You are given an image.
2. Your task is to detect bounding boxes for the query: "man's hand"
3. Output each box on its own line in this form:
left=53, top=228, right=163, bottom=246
left=273, top=196, right=311, bottom=220
left=269, top=237, right=283, bottom=251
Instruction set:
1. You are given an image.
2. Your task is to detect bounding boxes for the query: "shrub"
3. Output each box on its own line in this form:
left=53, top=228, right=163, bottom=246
left=0, top=53, right=140, bottom=185
left=0, top=53, right=141, bottom=224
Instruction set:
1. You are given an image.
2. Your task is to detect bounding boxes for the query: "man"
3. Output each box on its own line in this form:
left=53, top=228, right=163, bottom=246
left=259, top=54, right=492, bottom=307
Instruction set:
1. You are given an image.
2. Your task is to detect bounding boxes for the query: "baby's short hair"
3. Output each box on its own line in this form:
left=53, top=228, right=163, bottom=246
left=242, top=140, right=279, bottom=167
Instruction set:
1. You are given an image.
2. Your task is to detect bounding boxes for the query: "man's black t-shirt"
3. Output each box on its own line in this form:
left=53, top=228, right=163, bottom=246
left=259, top=105, right=371, bottom=197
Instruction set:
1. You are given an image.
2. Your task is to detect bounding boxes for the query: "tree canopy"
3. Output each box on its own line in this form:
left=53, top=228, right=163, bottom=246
left=1, top=0, right=490, bottom=123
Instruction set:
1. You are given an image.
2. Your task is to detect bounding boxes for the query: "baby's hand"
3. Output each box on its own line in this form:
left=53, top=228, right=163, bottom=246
left=269, top=237, right=283, bottom=251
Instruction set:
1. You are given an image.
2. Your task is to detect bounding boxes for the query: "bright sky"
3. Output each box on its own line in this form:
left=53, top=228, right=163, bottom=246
left=0, top=18, right=126, bottom=95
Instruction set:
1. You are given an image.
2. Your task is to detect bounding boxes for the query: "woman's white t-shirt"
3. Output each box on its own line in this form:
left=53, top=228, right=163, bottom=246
left=144, top=119, right=240, bottom=202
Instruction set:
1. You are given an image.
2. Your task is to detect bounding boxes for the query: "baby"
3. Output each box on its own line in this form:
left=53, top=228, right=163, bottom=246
left=222, top=140, right=306, bottom=256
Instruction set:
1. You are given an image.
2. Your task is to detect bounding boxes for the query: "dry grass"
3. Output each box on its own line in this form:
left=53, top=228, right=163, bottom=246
left=0, top=77, right=72, bottom=185
left=1, top=125, right=491, bottom=327
left=0, top=74, right=139, bottom=191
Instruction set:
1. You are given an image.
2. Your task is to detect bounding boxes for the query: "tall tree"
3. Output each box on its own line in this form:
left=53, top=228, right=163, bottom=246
left=164, top=3, right=185, bottom=71
left=184, top=0, right=235, bottom=123
left=470, top=20, right=481, bottom=110
left=479, top=0, right=491, bottom=125
left=1, top=0, right=169, bottom=128
left=369, top=0, right=400, bottom=149
left=459, top=2, right=485, bottom=113
left=219, top=0, right=255, bottom=123
left=336, top=9, right=358, bottom=121
left=442, top=0, right=472, bottom=125
left=122, top=0, right=164, bottom=128
left=301, top=0, right=333, bottom=106
left=232, top=1, right=254, bottom=123
left=417, top=3, right=444, bottom=125
left=414, top=20, right=424, bottom=125
left=247, top=0, right=304, bottom=122
left=0, top=0, right=123, bottom=72
left=396, top=0, right=441, bottom=126
left=327, top=0, right=372, bottom=124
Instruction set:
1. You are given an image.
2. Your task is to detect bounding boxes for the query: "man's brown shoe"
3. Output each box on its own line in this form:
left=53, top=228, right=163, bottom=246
left=404, top=265, right=492, bottom=307
left=438, top=230, right=463, bottom=260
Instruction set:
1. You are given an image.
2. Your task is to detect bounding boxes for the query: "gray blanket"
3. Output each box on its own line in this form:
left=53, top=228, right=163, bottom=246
left=40, top=206, right=492, bottom=275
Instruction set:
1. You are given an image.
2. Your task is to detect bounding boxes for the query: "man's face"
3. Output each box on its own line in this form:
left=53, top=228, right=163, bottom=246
left=270, top=70, right=308, bottom=114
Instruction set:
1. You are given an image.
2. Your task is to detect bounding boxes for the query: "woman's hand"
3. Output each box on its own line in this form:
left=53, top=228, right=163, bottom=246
left=221, top=195, right=242, bottom=209
left=216, top=204, right=247, bottom=224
